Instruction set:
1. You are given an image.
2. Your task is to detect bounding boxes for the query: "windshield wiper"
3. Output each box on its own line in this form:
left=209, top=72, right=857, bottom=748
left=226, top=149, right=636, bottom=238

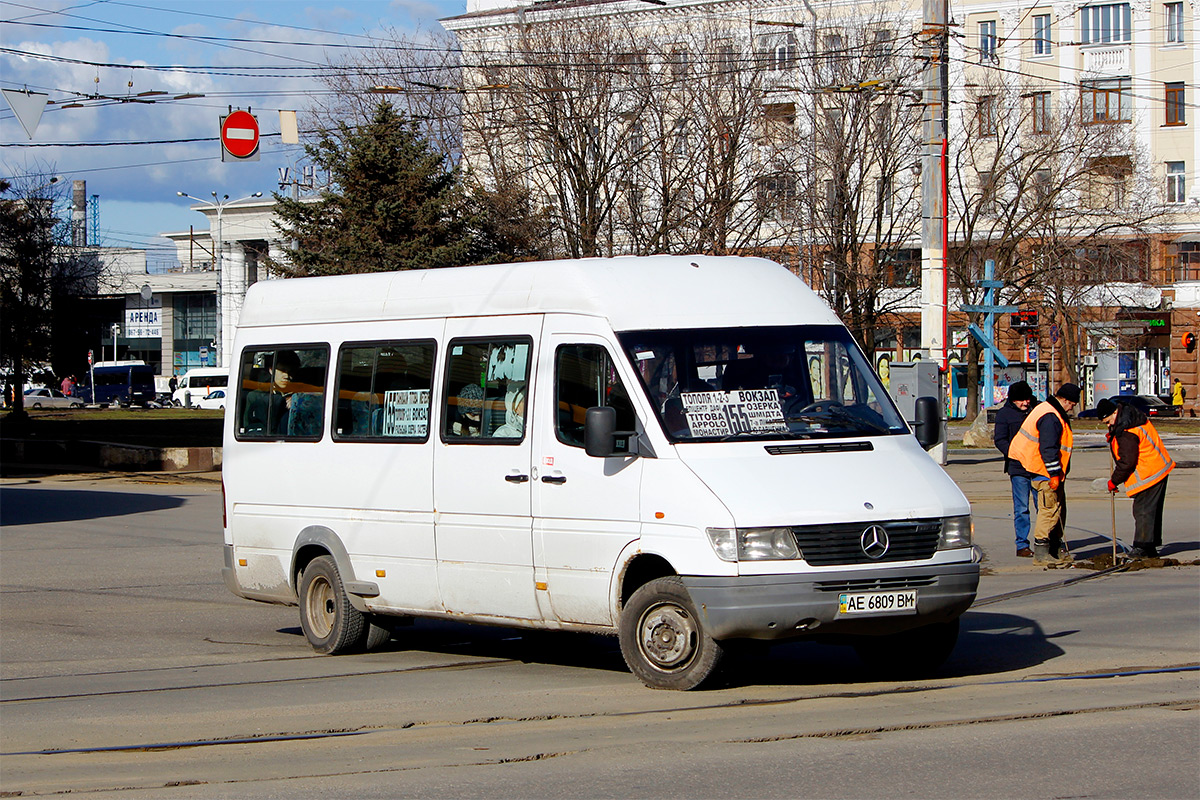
left=786, top=406, right=893, bottom=435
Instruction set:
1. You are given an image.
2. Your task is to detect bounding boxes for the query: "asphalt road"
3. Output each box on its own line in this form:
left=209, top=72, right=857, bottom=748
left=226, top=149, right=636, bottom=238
left=1, top=453, right=1197, bottom=799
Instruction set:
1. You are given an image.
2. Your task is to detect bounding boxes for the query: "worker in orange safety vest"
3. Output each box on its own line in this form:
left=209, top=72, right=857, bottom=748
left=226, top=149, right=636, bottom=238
left=1009, top=383, right=1080, bottom=565
left=1097, top=397, right=1176, bottom=559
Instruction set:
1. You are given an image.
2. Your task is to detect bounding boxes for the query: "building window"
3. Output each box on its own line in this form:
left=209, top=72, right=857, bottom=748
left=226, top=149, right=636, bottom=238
left=1166, top=82, right=1186, bottom=125
left=1083, top=79, right=1132, bottom=123
left=1166, top=162, right=1186, bottom=203
left=716, top=44, right=736, bottom=82
left=757, top=173, right=798, bottom=219
left=876, top=176, right=893, bottom=218
left=824, top=34, right=844, bottom=70
left=1031, top=91, right=1051, bottom=133
left=979, top=21, right=998, bottom=63
left=668, top=48, right=689, bottom=79
left=871, top=29, right=894, bottom=60
left=977, top=95, right=997, bottom=136
left=628, top=119, right=644, bottom=153
left=760, top=34, right=797, bottom=72
left=1172, top=242, right=1200, bottom=281
left=1080, top=3, right=1132, bottom=45
left=1033, top=14, right=1052, bottom=55
left=1165, top=2, right=1184, bottom=44
left=978, top=171, right=998, bottom=212
left=1033, top=169, right=1053, bottom=205
left=1085, top=156, right=1132, bottom=208
left=672, top=119, right=689, bottom=158
left=877, top=249, right=920, bottom=288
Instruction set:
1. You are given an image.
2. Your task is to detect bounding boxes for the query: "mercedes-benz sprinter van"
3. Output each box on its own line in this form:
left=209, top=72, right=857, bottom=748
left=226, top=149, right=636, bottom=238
left=222, top=256, right=978, bottom=689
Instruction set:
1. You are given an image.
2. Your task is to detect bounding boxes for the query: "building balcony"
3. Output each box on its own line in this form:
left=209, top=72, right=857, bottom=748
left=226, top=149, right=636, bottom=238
left=1083, top=46, right=1129, bottom=77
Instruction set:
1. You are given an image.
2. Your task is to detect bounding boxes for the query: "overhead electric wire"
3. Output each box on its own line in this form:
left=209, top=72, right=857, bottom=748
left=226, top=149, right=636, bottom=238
left=1, top=18, right=459, bottom=54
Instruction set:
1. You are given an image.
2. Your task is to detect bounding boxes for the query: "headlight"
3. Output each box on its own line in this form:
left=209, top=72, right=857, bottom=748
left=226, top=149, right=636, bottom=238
left=938, top=515, right=973, bottom=550
left=706, top=527, right=801, bottom=562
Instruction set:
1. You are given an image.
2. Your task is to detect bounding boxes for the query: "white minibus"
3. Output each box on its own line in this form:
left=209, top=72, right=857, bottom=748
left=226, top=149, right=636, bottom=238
left=222, top=256, right=979, bottom=689
left=173, top=367, right=229, bottom=406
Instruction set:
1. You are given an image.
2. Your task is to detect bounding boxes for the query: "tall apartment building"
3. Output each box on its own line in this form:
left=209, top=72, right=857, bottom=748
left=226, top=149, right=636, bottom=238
left=443, top=0, right=1199, bottom=414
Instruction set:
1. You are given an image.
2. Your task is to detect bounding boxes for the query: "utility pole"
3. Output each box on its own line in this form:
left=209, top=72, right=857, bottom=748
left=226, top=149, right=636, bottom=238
left=920, top=0, right=950, bottom=371
left=918, top=0, right=950, bottom=462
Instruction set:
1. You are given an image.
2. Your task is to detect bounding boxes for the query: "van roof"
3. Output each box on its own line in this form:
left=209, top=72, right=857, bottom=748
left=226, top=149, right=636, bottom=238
left=236, top=255, right=840, bottom=331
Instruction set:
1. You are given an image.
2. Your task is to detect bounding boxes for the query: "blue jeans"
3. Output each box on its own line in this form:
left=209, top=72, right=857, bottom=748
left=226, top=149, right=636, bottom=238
left=1010, top=474, right=1038, bottom=550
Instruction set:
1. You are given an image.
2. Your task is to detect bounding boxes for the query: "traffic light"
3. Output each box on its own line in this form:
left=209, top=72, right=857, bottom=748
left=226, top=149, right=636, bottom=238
left=1183, top=331, right=1196, bottom=353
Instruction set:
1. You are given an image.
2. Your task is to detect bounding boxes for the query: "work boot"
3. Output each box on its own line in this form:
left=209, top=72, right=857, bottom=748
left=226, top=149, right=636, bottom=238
left=1016, top=547, right=1034, bottom=558
left=1033, top=540, right=1053, bottom=564
left=1050, top=538, right=1073, bottom=563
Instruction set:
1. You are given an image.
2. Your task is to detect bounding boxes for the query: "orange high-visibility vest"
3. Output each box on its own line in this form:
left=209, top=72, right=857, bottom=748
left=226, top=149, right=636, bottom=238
left=1111, top=422, right=1175, bottom=497
left=1009, top=401, right=1073, bottom=479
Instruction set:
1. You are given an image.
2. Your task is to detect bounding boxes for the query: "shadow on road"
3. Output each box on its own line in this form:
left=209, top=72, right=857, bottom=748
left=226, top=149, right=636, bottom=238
left=0, top=486, right=186, bottom=527
left=274, top=608, right=1065, bottom=690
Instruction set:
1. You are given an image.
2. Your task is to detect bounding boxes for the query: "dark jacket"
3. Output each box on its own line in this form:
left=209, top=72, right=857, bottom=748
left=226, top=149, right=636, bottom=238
left=1109, top=402, right=1149, bottom=485
left=994, top=399, right=1033, bottom=477
left=1036, top=396, right=1072, bottom=478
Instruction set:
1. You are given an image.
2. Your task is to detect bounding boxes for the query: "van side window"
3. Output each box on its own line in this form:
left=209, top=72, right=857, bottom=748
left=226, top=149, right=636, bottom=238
left=333, top=341, right=435, bottom=441
left=236, top=346, right=329, bottom=440
left=555, top=344, right=636, bottom=447
left=443, top=338, right=531, bottom=442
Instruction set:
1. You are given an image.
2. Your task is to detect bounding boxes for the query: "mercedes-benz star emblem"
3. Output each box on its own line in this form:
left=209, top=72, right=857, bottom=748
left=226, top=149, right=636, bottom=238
left=860, top=525, right=890, bottom=559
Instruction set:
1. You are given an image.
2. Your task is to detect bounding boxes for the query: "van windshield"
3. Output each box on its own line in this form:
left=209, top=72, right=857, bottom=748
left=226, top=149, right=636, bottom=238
left=618, top=325, right=909, bottom=442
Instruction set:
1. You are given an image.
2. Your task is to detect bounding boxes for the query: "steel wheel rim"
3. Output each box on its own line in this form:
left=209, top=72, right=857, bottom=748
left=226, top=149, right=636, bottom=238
left=637, top=602, right=697, bottom=672
left=306, top=575, right=336, bottom=639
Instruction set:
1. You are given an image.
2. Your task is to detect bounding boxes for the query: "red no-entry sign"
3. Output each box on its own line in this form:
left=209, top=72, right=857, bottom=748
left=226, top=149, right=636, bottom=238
left=220, top=110, right=260, bottom=161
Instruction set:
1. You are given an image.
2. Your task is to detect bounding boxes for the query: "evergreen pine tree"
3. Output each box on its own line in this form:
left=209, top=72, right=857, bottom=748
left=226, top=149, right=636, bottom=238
left=269, top=102, right=471, bottom=275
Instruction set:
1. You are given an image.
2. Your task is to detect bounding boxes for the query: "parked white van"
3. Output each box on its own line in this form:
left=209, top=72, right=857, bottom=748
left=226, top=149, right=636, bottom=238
left=222, top=256, right=979, bottom=689
left=172, top=367, right=229, bottom=407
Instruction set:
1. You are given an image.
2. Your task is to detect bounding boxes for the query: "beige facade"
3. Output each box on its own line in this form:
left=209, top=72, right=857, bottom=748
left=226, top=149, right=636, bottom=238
left=443, top=0, right=1200, bottom=412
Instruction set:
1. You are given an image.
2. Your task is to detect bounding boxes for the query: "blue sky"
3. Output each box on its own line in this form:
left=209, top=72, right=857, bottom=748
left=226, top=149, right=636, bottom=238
left=2, top=0, right=467, bottom=265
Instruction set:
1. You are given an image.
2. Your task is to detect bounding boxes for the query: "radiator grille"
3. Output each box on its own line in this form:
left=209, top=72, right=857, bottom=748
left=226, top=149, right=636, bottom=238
left=814, top=575, right=939, bottom=593
left=792, top=519, right=941, bottom=566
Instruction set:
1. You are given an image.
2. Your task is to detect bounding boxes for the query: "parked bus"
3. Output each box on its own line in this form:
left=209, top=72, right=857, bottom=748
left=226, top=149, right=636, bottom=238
left=221, top=256, right=979, bottom=689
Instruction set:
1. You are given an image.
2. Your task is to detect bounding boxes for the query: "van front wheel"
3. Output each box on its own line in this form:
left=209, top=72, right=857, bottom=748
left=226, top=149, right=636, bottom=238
left=299, top=555, right=370, bottom=654
left=619, top=576, right=723, bottom=690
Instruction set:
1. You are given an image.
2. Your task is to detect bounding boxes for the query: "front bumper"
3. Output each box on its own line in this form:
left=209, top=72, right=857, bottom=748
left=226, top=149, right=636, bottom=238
left=683, top=562, right=979, bottom=640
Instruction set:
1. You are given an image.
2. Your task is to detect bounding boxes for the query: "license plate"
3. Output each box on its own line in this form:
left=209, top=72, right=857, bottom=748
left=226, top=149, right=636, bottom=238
left=838, top=590, right=917, bottom=615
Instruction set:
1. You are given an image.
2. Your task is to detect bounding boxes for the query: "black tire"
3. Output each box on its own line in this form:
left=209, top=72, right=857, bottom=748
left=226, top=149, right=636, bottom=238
left=298, top=555, right=372, bottom=655
left=618, top=576, right=724, bottom=690
left=31, top=402, right=43, bottom=408
left=364, top=615, right=393, bottom=650
left=853, top=617, right=960, bottom=678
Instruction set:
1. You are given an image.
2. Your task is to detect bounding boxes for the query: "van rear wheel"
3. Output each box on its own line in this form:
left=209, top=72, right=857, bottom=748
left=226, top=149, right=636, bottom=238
left=299, top=555, right=374, bottom=654
left=618, top=576, right=724, bottom=690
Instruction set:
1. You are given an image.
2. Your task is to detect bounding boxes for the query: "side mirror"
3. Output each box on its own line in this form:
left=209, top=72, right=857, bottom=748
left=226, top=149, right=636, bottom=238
left=584, top=406, right=617, bottom=457
left=913, top=396, right=942, bottom=448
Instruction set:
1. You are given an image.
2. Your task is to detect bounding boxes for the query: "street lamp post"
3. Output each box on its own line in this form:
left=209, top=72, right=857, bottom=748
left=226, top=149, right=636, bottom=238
left=176, top=190, right=262, bottom=368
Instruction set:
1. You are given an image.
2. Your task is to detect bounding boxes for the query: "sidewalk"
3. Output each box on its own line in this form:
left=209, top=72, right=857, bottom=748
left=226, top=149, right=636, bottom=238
left=945, top=436, right=1199, bottom=572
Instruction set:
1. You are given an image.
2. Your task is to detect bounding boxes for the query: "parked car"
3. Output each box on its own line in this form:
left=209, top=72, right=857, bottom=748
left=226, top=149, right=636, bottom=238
left=23, top=388, right=84, bottom=409
left=1079, top=395, right=1177, bottom=419
left=1137, top=394, right=1179, bottom=418
left=194, top=389, right=227, bottom=410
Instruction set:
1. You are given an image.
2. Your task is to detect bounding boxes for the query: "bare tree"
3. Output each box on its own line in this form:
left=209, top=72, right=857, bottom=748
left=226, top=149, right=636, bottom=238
left=314, top=28, right=464, bottom=163
left=1, top=175, right=103, bottom=418
left=947, top=75, right=1162, bottom=417
left=791, top=15, right=926, bottom=351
